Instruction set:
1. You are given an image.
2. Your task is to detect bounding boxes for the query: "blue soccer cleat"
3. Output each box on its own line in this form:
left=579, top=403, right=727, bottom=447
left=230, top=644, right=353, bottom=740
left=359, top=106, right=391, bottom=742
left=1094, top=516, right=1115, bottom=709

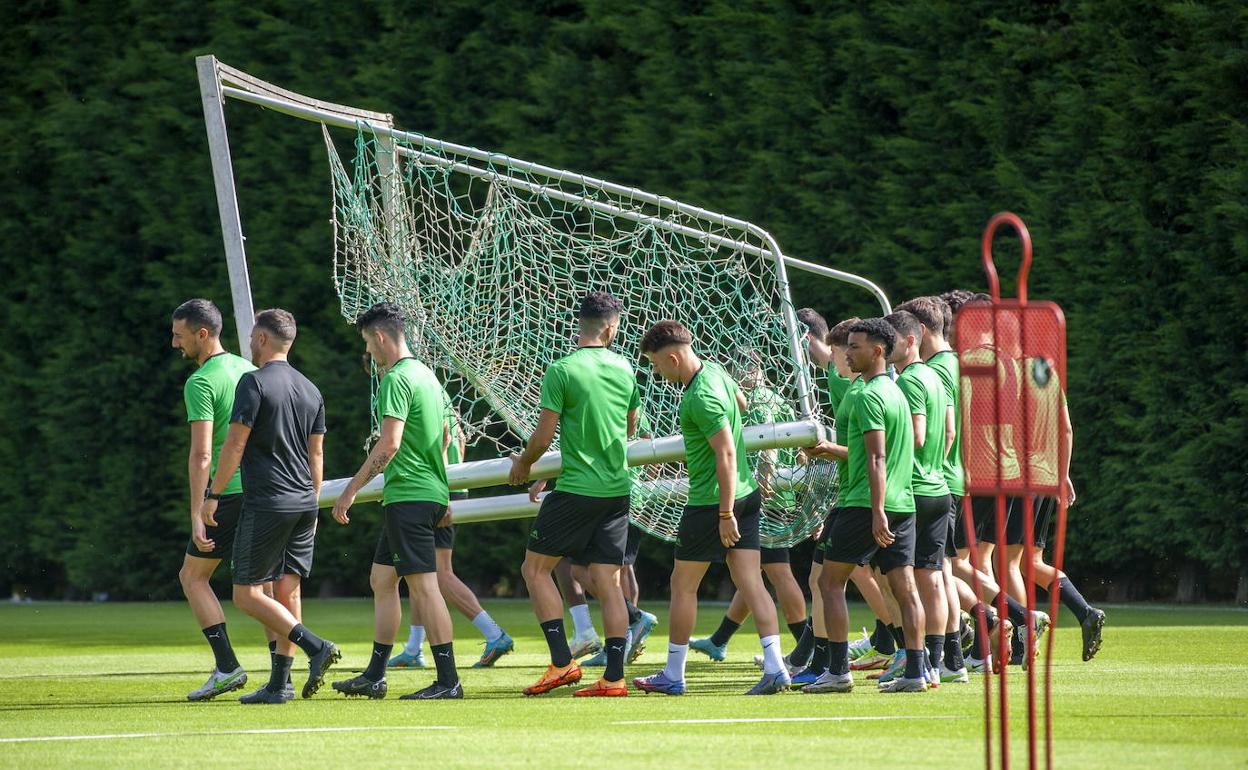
left=689, top=637, right=728, bottom=662
left=628, top=611, right=658, bottom=663
left=473, top=631, right=515, bottom=668
left=387, top=649, right=426, bottom=669
left=789, top=667, right=821, bottom=688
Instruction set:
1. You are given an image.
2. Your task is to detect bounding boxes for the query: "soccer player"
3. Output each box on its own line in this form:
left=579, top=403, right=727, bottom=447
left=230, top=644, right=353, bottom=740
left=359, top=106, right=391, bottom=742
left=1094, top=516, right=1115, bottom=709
left=690, top=348, right=813, bottom=669
left=894, top=296, right=968, bottom=682
left=1013, top=358, right=1105, bottom=661
left=633, top=320, right=789, bottom=696
left=944, top=291, right=1046, bottom=669
left=389, top=396, right=514, bottom=670
left=886, top=310, right=954, bottom=686
left=330, top=302, right=463, bottom=700
left=172, top=299, right=258, bottom=701
left=796, top=311, right=898, bottom=673
left=807, top=318, right=926, bottom=694
left=200, top=308, right=338, bottom=704
left=510, top=291, right=639, bottom=697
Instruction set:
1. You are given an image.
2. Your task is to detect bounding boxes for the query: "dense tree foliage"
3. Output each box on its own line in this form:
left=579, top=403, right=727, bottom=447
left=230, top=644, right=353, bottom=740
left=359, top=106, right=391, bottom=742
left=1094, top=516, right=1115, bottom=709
left=1, top=0, right=1244, bottom=601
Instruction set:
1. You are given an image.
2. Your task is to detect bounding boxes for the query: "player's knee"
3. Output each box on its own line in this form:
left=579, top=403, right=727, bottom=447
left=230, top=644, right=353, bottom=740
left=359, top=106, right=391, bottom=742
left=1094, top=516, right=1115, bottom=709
left=177, top=562, right=201, bottom=592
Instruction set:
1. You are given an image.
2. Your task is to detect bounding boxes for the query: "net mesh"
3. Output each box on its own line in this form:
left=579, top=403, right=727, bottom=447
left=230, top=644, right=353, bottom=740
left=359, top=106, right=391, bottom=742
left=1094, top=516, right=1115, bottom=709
left=323, top=124, right=835, bottom=545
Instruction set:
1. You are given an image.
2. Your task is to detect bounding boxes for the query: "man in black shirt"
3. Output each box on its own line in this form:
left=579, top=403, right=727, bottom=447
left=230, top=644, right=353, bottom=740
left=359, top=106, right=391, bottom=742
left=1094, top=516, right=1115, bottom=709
left=201, top=308, right=339, bottom=704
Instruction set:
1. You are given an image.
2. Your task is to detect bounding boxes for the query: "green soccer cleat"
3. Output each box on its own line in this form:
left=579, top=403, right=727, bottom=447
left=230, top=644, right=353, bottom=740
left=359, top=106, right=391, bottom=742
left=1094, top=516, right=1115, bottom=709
left=939, top=663, right=970, bottom=684
left=848, top=628, right=873, bottom=660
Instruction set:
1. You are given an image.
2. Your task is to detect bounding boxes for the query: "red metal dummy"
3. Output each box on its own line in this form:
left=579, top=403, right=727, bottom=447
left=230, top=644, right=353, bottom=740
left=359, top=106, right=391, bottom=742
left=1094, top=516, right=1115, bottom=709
left=957, top=212, right=1071, bottom=770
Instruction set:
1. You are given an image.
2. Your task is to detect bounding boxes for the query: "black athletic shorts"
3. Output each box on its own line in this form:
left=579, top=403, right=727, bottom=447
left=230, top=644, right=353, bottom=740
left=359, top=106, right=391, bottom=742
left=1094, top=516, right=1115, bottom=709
left=436, top=491, right=468, bottom=550
left=812, top=507, right=841, bottom=565
left=232, top=505, right=317, bottom=585
left=913, top=494, right=952, bottom=571
left=624, top=523, right=642, bottom=566
left=528, top=491, right=630, bottom=565
left=675, top=488, right=763, bottom=562
left=822, top=506, right=916, bottom=574
left=373, top=500, right=448, bottom=576
left=186, top=493, right=243, bottom=560
left=969, top=496, right=1020, bottom=545
left=944, top=494, right=963, bottom=558
left=1033, top=496, right=1057, bottom=548
left=761, top=545, right=790, bottom=565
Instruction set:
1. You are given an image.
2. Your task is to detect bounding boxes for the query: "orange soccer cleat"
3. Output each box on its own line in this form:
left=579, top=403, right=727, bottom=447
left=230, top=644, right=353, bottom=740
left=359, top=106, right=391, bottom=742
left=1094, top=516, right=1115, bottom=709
left=522, top=661, right=583, bottom=696
left=573, top=678, right=628, bottom=697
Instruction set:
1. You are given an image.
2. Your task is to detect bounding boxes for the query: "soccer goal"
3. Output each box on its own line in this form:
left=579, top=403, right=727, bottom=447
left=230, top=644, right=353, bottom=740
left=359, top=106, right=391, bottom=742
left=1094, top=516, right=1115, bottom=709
left=196, top=55, right=891, bottom=545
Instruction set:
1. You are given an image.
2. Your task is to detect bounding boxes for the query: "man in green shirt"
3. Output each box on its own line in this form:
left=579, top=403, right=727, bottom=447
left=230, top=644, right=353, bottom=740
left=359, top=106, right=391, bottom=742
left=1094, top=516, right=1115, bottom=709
left=389, top=395, right=514, bottom=670
left=171, top=299, right=257, bottom=701
left=887, top=310, right=957, bottom=684
left=331, top=302, right=462, bottom=700
left=690, top=348, right=814, bottom=672
left=633, top=320, right=789, bottom=696
left=509, top=292, right=639, bottom=698
left=811, top=319, right=927, bottom=694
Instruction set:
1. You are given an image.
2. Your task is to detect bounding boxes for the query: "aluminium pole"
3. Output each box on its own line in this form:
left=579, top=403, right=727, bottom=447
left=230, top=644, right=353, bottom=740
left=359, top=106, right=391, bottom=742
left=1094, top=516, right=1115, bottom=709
left=196, top=55, right=255, bottom=351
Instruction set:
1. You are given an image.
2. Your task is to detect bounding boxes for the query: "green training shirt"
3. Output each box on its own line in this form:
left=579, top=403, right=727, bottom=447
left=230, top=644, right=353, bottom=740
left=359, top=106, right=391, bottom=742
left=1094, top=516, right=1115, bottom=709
left=539, top=346, right=640, bottom=498
left=826, top=371, right=853, bottom=419
left=833, top=376, right=865, bottom=494
left=442, top=389, right=466, bottom=493
left=745, top=384, right=797, bottom=511
left=184, top=352, right=255, bottom=496
left=925, top=350, right=965, bottom=496
left=376, top=358, right=450, bottom=506
left=680, top=361, right=757, bottom=506
left=838, top=373, right=916, bottom=513
left=896, top=361, right=952, bottom=497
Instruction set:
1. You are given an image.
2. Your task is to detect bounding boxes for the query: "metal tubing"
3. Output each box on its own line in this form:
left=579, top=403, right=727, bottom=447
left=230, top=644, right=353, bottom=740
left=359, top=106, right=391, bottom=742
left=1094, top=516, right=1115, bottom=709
left=196, top=56, right=256, bottom=351
left=318, top=418, right=820, bottom=508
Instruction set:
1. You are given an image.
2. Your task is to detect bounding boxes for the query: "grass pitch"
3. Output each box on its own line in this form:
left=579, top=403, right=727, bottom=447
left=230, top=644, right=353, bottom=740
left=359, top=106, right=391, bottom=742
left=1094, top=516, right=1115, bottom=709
left=0, top=599, right=1245, bottom=768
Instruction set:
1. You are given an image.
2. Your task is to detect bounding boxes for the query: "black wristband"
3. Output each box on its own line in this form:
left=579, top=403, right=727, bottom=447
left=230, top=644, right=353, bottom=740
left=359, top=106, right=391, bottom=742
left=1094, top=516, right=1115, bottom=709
left=204, top=488, right=223, bottom=501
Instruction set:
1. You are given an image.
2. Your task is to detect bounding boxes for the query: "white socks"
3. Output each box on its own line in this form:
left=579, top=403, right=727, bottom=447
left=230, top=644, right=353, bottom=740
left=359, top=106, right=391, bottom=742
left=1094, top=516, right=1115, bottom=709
left=405, top=624, right=426, bottom=656
left=664, top=642, right=689, bottom=681
left=760, top=634, right=784, bottom=675
left=472, top=610, right=504, bottom=643
left=570, top=603, right=595, bottom=638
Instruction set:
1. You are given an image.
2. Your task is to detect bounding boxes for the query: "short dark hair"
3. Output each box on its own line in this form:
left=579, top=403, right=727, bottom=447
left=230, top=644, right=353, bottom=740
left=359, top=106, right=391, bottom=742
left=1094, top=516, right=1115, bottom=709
left=254, top=308, right=297, bottom=343
left=848, top=318, right=896, bottom=358
left=939, top=289, right=976, bottom=314
left=826, top=316, right=861, bottom=347
left=172, top=299, right=223, bottom=337
left=797, top=308, right=829, bottom=339
left=640, top=319, right=693, bottom=353
left=579, top=291, right=623, bottom=321
left=893, top=296, right=944, bottom=337
left=884, top=310, right=922, bottom=342
left=356, top=301, right=406, bottom=339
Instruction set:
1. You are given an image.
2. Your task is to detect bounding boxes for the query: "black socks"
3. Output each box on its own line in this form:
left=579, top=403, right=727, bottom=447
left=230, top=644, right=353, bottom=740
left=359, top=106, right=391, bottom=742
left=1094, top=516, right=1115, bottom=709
left=202, top=623, right=240, bottom=673
left=789, top=619, right=815, bottom=665
left=944, top=631, right=965, bottom=670
left=710, top=617, right=741, bottom=647
left=808, top=637, right=830, bottom=677
left=430, top=642, right=458, bottom=686
left=624, top=599, right=642, bottom=626
left=288, top=624, right=326, bottom=657
left=604, top=636, right=627, bottom=682
left=268, top=654, right=293, bottom=692
left=904, top=649, right=924, bottom=679
left=924, top=634, right=944, bottom=674
left=1057, top=577, right=1092, bottom=623
left=540, top=619, right=572, bottom=667
left=364, top=641, right=392, bottom=682
left=828, top=640, right=850, bottom=676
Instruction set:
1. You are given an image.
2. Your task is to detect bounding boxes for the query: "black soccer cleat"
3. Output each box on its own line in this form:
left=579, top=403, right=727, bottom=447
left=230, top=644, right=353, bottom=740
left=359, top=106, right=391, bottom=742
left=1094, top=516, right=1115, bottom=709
left=399, top=680, right=464, bottom=700
left=1081, top=608, right=1106, bottom=662
left=332, top=674, right=388, bottom=699
left=238, top=684, right=290, bottom=705
left=302, top=641, right=342, bottom=699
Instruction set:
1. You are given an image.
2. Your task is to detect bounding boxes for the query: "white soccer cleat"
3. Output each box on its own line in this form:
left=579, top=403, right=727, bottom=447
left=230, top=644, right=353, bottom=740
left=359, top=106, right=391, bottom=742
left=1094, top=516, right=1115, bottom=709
left=939, top=663, right=969, bottom=684
left=187, top=666, right=247, bottom=701
left=569, top=630, right=603, bottom=659
left=803, top=671, right=853, bottom=694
